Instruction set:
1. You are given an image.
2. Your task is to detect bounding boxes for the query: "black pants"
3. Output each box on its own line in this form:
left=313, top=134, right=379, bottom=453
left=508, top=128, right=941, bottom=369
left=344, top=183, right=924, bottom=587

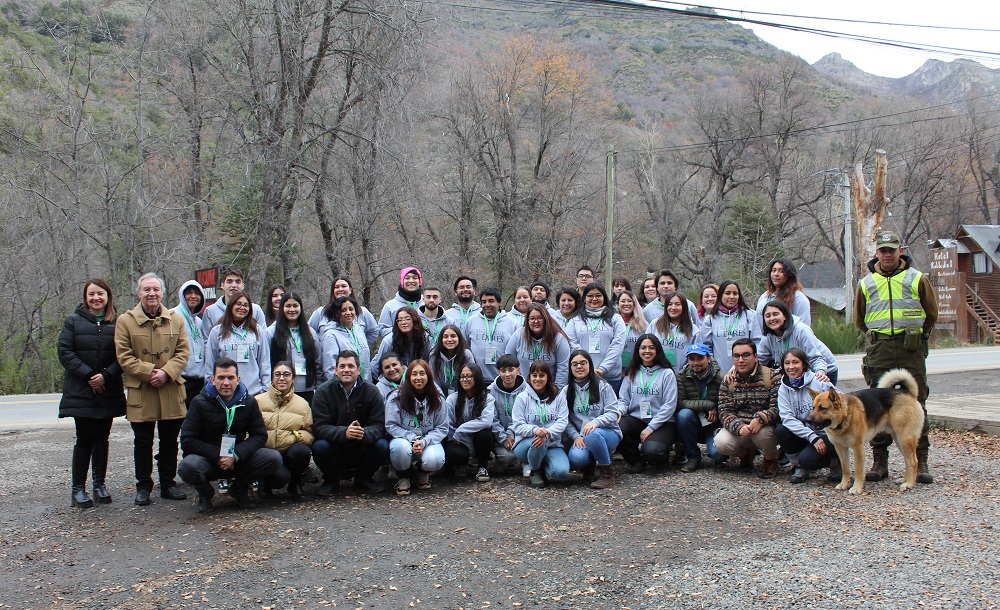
left=130, top=418, right=183, bottom=492
left=443, top=429, right=494, bottom=469
left=73, top=417, right=114, bottom=486
left=183, top=376, right=204, bottom=409
left=178, top=449, right=285, bottom=493
left=775, top=424, right=834, bottom=470
left=619, top=415, right=677, bottom=466
left=270, top=442, right=312, bottom=487
left=311, top=438, right=390, bottom=483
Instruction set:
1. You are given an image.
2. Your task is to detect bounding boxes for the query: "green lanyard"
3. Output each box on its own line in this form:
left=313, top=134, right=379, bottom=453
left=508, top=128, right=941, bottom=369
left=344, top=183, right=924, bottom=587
left=290, top=327, right=302, bottom=353
left=638, top=367, right=661, bottom=395
left=666, top=323, right=680, bottom=345
left=779, top=335, right=790, bottom=360
left=723, top=311, right=742, bottom=338
left=699, top=383, right=709, bottom=400
left=445, top=360, right=455, bottom=386
left=347, top=325, right=365, bottom=378
left=223, top=403, right=238, bottom=433
left=484, top=315, right=498, bottom=342
left=575, top=392, right=590, bottom=415
left=531, top=339, right=543, bottom=361
left=460, top=306, right=472, bottom=326
left=411, top=405, right=423, bottom=429
left=587, top=317, right=602, bottom=333
left=533, top=399, right=548, bottom=425
left=502, top=394, right=514, bottom=415
left=180, top=308, right=199, bottom=340
left=231, top=324, right=248, bottom=341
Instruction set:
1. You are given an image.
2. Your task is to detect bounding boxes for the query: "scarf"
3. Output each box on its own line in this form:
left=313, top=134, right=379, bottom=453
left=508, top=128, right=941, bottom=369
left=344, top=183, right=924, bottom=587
left=398, top=286, right=422, bottom=302
left=787, top=375, right=805, bottom=389
left=717, top=304, right=738, bottom=316
left=585, top=305, right=607, bottom=318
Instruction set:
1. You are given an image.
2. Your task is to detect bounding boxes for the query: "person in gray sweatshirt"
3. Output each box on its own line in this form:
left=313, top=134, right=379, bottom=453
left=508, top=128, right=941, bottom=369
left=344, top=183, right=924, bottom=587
left=375, top=353, right=405, bottom=400
left=173, top=280, right=207, bottom=406
left=200, top=268, right=266, bottom=338
left=443, top=363, right=496, bottom=482
left=564, top=283, right=627, bottom=395
left=464, top=287, right=520, bottom=381
left=562, top=350, right=621, bottom=489
left=511, top=361, right=570, bottom=488
left=205, top=291, right=271, bottom=396
left=378, top=267, right=424, bottom=338
left=308, top=276, right=379, bottom=347
left=775, top=348, right=840, bottom=484
left=321, top=296, right=372, bottom=383
left=504, top=303, right=571, bottom=388
left=384, top=359, right=448, bottom=495
left=428, top=324, right=475, bottom=397
left=444, top=276, right=483, bottom=328
left=758, top=300, right=838, bottom=384
left=615, top=334, right=679, bottom=472
left=488, top=354, right=527, bottom=473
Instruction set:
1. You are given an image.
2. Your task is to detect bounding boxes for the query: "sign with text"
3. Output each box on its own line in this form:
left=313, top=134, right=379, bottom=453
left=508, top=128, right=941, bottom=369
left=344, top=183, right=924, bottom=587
left=929, top=247, right=959, bottom=324
left=196, top=267, right=220, bottom=303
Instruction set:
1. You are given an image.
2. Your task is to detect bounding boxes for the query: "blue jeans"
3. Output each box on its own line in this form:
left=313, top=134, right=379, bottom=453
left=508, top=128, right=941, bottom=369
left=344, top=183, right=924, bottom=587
left=513, top=439, right=570, bottom=479
left=676, top=408, right=724, bottom=463
left=389, top=438, right=445, bottom=473
left=567, top=427, right=621, bottom=468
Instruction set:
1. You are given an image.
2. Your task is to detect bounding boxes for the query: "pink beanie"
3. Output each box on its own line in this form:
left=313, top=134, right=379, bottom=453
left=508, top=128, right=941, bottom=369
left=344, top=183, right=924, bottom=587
left=400, top=267, right=422, bottom=285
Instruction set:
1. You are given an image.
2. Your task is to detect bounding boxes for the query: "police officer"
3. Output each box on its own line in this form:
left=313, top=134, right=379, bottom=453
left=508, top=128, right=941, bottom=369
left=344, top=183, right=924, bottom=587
left=854, top=230, right=937, bottom=484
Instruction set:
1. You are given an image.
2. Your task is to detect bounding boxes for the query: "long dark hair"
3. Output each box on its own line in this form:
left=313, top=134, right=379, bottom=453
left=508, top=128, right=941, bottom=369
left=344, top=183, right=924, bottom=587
left=264, top=284, right=285, bottom=326
left=565, top=349, right=600, bottom=407
left=638, top=276, right=656, bottom=306
left=270, top=292, right=319, bottom=388
left=392, top=306, right=428, bottom=366
left=521, top=303, right=567, bottom=354
left=761, top=299, right=794, bottom=337
left=219, top=291, right=259, bottom=339
left=329, top=295, right=359, bottom=327
left=781, top=347, right=811, bottom=382
left=655, top=291, right=693, bottom=337
left=624, top=333, right=673, bottom=380
left=765, top=258, right=803, bottom=310
left=323, top=276, right=355, bottom=319
left=430, top=324, right=470, bottom=382
left=83, top=278, right=116, bottom=321
left=528, top=360, right=558, bottom=404
left=711, top=280, right=750, bottom=316
left=454, top=363, right=487, bottom=425
left=576, top=282, right=614, bottom=324
left=397, top=359, right=441, bottom=416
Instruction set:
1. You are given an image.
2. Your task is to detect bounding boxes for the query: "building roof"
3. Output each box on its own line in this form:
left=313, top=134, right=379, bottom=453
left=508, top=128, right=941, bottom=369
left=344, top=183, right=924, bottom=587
left=802, top=287, right=848, bottom=312
left=927, top=238, right=969, bottom=253
left=957, top=225, right=1000, bottom=270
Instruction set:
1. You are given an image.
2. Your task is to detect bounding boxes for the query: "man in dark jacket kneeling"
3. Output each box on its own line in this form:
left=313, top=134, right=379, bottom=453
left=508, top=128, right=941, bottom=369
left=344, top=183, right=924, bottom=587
left=178, top=357, right=282, bottom=513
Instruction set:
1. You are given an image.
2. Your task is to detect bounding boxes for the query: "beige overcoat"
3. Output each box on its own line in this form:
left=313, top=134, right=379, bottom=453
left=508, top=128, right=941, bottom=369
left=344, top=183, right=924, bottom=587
left=115, top=303, right=190, bottom=422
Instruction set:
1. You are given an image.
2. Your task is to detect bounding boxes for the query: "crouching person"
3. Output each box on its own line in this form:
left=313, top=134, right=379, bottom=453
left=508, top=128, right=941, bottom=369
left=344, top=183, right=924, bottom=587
left=178, top=357, right=282, bottom=513
left=256, top=362, right=314, bottom=501
left=674, top=343, right=725, bottom=472
left=775, top=348, right=840, bottom=484
left=385, top=360, right=448, bottom=495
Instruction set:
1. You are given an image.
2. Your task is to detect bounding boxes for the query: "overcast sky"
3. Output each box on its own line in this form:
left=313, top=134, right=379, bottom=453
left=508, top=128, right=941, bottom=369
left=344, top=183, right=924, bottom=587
left=673, top=1, right=1000, bottom=78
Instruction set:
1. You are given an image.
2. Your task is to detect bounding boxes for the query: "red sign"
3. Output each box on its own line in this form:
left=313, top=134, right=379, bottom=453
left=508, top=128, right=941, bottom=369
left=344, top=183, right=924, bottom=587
left=196, top=267, right=220, bottom=304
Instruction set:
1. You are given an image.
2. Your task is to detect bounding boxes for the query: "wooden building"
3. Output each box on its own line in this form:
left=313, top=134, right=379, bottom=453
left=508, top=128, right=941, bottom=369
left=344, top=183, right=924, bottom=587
left=928, top=225, right=1000, bottom=344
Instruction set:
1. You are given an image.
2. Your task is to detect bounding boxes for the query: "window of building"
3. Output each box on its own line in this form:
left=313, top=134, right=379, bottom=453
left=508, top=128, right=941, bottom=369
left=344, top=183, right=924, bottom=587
left=973, top=252, right=993, bottom=274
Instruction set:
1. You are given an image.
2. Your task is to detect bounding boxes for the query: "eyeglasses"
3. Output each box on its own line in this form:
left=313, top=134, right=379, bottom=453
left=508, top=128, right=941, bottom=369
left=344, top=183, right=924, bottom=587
left=584, top=293, right=603, bottom=300
left=570, top=361, right=589, bottom=367
left=273, top=371, right=293, bottom=378
left=733, top=352, right=755, bottom=360
left=232, top=302, right=250, bottom=310
left=459, top=374, right=475, bottom=381
left=577, top=273, right=594, bottom=279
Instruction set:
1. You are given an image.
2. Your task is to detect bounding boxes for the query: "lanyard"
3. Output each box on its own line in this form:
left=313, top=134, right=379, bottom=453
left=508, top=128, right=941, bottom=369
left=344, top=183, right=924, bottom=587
left=587, top=317, right=602, bottom=333
left=290, top=327, right=302, bottom=353
left=180, top=307, right=199, bottom=340
left=411, top=404, right=423, bottom=428
left=638, top=367, right=661, bottom=395
left=667, top=323, right=680, bottom=345
left=231, top=324, right=248, bottom=341
left=223, top=403, right=238, bottom=433
left=533, top=399, right=548, bottom=425
left=484, top=315, right=498, bottom=342
left=347, top=325, right=365, bottom=378
left=723, top=311, right=742, bottom=338
left=502, top=394, right=514, bottom=415
left=445, top=360, right=455, bottom=386
left=575, top=392, right=590, bottom=415
left=531, top=339, right=543, bottom=361
left=460, top=306, right=472, bottom=326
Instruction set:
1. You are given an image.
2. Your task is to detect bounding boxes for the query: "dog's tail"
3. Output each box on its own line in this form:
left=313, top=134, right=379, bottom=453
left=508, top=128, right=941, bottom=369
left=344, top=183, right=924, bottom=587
left=877, top=368, right=918, bottom=397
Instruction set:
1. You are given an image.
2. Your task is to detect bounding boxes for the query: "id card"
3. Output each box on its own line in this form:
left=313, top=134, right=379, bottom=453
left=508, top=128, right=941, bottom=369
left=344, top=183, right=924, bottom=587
left=220, top=433, right=236, bottom=457
left=641, top=400, right=652, bottom=418
left=698, top=413, right=710, bottom=426
left=726, top=339, right=736, bottom=357
left=589, top=336, right=601, bottom=353
left=485, top=347, right=498, bottom=365
left=294, top=357, right=307, bottom=376
left=237, top=347, right=250, bottom=363
left=194, top=351, right=204, bottom=363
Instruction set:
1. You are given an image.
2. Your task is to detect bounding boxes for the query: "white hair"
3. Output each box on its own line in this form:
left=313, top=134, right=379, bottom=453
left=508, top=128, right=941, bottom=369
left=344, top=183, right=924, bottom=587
left=136, top=272, right=166, bottom=293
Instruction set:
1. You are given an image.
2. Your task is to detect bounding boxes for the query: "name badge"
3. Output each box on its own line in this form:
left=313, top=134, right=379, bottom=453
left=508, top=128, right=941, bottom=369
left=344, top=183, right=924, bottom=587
left=641, top=400, right=652, bottom=418
left=237, top=348, right=251, bottom=363
left=726, top=339, right=736, bottom=357
left=698, top=413, right=710, bottom=427
left=589, top=336, right=601, bottom=353
left=220, top=433, right=236, bottom=457
left=485, top=347, right=498, bottom=365
left=294, top=358, right=307, bottom=376
left=194, top=350, right=204, bottom=363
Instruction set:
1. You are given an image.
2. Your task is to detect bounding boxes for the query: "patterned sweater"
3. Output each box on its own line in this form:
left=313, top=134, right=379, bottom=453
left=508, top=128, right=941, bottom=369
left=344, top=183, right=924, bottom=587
left=717, top=364, right=781, bottom=435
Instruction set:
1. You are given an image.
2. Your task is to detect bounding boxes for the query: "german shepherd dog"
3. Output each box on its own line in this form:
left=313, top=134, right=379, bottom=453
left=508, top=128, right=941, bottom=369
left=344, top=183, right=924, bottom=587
left=807, top=369, right=924, bottom=494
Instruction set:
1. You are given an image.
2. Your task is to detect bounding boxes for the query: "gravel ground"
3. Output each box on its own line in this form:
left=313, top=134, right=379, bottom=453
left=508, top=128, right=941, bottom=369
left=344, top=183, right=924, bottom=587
left=1, top=375, right=997, bottom=609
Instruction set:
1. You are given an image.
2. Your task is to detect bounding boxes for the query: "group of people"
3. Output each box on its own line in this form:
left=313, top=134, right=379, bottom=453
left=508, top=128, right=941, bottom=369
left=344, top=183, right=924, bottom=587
left=57, top=229, right=937, bottom=513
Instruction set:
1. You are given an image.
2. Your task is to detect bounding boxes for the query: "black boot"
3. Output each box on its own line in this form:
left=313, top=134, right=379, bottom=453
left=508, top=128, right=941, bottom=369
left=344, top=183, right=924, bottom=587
left=71, top=446, right=94, bottom=509
left=91, top=440, right=112, bottom=504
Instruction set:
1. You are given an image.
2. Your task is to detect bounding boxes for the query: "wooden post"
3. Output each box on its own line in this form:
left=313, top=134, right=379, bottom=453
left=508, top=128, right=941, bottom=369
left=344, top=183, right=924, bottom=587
left=853, top=149, right=890, bottom=268
left=605, top=145, right=616, bottom=295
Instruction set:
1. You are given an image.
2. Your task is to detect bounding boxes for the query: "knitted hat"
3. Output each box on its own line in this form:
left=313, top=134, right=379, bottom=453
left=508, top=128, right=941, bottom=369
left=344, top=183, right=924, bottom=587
left=400, top=267, right=422, bottom=285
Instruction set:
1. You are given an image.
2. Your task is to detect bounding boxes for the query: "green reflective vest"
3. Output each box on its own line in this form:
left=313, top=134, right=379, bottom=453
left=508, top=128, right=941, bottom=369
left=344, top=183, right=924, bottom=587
left=859, top=267, right=925, bottom=335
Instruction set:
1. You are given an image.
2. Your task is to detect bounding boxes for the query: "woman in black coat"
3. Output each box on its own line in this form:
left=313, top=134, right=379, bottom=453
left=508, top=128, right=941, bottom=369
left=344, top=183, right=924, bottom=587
left=58, top=278, right=127, bottom=508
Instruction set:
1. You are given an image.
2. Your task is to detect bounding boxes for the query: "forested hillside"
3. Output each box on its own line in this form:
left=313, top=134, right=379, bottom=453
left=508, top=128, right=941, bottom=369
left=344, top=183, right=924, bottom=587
left=1, top=0, right=998, bottom=392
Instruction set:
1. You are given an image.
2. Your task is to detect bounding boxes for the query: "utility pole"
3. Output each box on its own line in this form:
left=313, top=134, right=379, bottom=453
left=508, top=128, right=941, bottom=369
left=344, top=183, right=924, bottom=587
left=605, top=145, right=616, bottom=295
left=837, top=172, right=855, bottom=323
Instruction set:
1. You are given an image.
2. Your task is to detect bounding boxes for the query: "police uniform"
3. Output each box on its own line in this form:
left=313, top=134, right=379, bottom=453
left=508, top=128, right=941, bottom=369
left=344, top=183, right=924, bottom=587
left=853, top=230, right=938, bottom=483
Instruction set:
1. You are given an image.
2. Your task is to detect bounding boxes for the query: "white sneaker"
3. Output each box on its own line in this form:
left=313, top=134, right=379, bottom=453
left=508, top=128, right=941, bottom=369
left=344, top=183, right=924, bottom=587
left=218, top=479, right=230, bottom=494
left=476, top=467, right=490, bottom=482
left=522, top=464, right=532, bottom=477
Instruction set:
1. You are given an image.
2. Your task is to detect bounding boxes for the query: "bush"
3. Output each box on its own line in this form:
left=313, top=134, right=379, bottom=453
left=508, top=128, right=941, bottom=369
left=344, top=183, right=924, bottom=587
left=811, top=307, right=864, bottom=355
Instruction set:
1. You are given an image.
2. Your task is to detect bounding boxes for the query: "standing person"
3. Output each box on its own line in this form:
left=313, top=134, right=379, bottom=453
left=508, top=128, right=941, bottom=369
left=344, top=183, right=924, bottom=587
left=177, top=357, right=283, bottom=513
left=268, top=292, right=321, bottom=403
left=615, top=334, right=678, bottom=473
left=444, top=276, right=482, bottom=328
left=611, top=277, right=632, bottom=301
left=504, top=303, right=572, bottom=388
left=321, top=295, right=372, bottom=383
left=697, top=283, right=719, bottom=326
left=428, top=324, right=475, bottom=397
left=200, top=268, right=266, bottom=337
left=264, top=285, right=285, bottom=327
left=563, top=351, right=620, bottom=489
left=308, top=276, right=379, bottom=347
left=310, top=350, right=389, bottom=494
left=205, top=291, right=271, bottom=396
left=756, top=259, right=811, bottom=327
left=58, top=279, right=127, bottom=508
left=855, top=230, right=937, bottom=484
left=375, top=353, right=405, bottom=399
left=507, top=286, right=533, bottom=327
left=529, top=281, right=559, bottom=317
left=255, top=362, right=314, bottom=500
left=700, top=280, right=762, bottom=374
left=564, top=283, right=627, bottom=394
left=464, top=287, right=519, bottom=381
left=488, top=354, right=528, bottom=475
left=616, top=290, right=648, bottom=372
left=775, top=349, right=840, bottom=484
left=758, top=300, right=838, bottom=384
left=385, top=360, right=448, bottom=495
left=575, top=265, right=596, bottom=292
left=369, top=306, right=429, bottom=379
left=638, top=276, right=658, bottom=308
left=643, top=270, right=699, bottom=325
left=511, top=361, right=570, bottom=488
left=443, top=363, right=496, bottom=482
left=650, top=291, right=701, bottom=369
left=714, top=339, right=781, bottom=478
left=174, top=281, right=207, bottom=408
left=418, top=286, right=449, bottom=346
left=553, top=288, right=581, bottom=328
left=378, top=266, right=424, bottom=337
left=114, top=273, right=190, bottom=505
left=674, top=344, right=725, bottom=472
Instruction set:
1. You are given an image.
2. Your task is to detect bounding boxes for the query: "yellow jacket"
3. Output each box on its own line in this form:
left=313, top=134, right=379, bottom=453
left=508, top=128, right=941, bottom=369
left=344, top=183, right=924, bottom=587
left=255, top=383, right=314, bottom=452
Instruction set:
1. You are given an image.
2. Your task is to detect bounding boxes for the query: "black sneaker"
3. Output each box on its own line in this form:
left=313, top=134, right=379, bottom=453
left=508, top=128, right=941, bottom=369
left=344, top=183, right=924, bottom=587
left=354, top=477, right=385, bottom=493
left=196, top=489, right=215, bottom=514
left=315, top=481, right=339, bottom=496
left=229, top=485, right=257, bottom=509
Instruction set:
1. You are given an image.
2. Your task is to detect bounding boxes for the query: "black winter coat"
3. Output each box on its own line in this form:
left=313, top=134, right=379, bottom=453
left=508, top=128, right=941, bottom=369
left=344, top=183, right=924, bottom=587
left=57, top=305, right=126, bottom=419
left=180, top=385, right=267, bottom=462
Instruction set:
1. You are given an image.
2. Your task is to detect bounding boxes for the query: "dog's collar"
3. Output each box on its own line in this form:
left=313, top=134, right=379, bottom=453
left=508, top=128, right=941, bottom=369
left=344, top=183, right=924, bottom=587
left=830, top=421, right=846, bottom=431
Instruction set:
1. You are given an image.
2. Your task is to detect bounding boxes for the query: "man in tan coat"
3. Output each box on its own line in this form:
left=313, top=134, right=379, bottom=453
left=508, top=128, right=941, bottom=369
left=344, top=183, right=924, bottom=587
left=115, top=272, right=191, bottom=505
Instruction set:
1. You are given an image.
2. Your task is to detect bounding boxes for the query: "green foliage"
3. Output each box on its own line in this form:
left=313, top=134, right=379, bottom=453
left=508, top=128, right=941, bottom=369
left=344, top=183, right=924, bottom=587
left=613, top=101, right=636, bottom=122
left=0, top=327, right=62, bottom=394
left=28, top=1, right=129, bottom=45
left=213, top=163, right=264, bottom=273
left=811, top=306, right=864, bottom=355
left=721, top=193, right=783, bottom=292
